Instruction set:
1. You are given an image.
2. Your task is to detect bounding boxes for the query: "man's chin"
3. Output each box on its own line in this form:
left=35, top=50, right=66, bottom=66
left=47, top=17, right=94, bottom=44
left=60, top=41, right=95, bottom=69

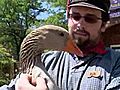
left=74, top=37, right=88, bottom=44
left=74, top=39, right=91, bottom=49
left=74, top=39, right=85, bottom=46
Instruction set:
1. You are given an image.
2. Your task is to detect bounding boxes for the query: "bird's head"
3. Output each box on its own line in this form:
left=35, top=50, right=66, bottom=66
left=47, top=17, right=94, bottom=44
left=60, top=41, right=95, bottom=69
left=33, top=25, right=83, bottom=56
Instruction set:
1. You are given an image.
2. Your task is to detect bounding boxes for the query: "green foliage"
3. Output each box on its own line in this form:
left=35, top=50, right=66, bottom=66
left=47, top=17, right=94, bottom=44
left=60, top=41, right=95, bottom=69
left=0, top=44, right=16, bottom=86
left=0, top=0, right=47, bottom=60
left=0, top=44, right=15, bottom=63
left=42, top=12, right=67, bottom=28
left=42, top=0, right=68, bottom=29
left=45, top=0, right=67, bottom=8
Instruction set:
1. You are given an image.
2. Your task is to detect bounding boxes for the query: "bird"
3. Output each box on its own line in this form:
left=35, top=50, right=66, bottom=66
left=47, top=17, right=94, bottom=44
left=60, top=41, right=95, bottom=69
left=19, top=25, right=83, bottom=90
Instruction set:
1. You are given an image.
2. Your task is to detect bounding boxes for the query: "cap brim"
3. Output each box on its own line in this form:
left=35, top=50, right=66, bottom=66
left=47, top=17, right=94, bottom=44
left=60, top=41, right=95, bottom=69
left=69, top=2, right=105, bottom=12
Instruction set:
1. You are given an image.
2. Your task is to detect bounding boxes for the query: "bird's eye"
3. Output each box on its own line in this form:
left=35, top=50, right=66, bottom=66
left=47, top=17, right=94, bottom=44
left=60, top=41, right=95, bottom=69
left=59, top=32, right=64, bottom=36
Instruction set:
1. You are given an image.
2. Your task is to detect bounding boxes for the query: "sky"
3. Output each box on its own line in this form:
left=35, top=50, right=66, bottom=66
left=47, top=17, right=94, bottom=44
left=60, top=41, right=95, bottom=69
left=36, top=2, right=50, bottom=19
left=36, top=2, right=62, bottom=20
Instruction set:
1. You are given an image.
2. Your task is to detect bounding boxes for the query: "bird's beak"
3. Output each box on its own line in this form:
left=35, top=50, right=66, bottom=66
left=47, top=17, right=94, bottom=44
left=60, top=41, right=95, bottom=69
left=63, top=38, right=83, bottom=57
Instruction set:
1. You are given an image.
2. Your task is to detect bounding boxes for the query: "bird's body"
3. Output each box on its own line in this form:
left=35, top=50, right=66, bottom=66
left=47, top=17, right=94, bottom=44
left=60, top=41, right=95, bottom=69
left=19, top=25, right=82, bottom=90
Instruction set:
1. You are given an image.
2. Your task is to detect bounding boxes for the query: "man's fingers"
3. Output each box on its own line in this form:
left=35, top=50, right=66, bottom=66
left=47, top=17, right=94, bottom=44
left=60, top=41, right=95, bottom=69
left=15, top=74, right=35, bottom=90
left=18, top=74, right=30, bottom=83
left=15, top=74, right=48, bottom=90
left=36, top=77, right=48, bottom=90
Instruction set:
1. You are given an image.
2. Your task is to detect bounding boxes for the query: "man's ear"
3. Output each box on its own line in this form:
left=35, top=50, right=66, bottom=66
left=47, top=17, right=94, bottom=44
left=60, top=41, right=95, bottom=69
left=101, top=21, right=109, bottom=32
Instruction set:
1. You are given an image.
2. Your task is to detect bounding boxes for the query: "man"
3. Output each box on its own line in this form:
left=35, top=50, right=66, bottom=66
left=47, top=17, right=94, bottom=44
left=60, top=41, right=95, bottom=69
left=1, top=0, right=120, bottom=90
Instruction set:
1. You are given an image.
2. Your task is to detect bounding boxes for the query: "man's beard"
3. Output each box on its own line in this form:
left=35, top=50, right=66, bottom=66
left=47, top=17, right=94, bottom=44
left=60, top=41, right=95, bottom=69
left=75, top=38, right=90, bottom=50
left=75, top=37, right=98, bottom=51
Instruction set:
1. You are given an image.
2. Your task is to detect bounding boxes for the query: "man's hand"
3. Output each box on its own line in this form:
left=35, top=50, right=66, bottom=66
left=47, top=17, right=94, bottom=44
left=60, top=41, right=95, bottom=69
left=15, top=74, right=48, bottom=90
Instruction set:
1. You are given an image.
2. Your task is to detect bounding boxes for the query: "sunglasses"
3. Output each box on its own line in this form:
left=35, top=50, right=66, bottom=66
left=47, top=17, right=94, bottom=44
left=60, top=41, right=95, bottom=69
left=69, top=13, right=102, bottom=23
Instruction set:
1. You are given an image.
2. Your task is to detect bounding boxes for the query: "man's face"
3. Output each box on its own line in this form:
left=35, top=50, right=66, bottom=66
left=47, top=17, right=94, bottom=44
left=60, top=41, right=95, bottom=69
left=68, top=6, right=106, bottom=49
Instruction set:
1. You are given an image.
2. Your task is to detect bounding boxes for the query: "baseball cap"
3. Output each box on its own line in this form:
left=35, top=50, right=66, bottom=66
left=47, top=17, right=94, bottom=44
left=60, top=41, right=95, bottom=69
left=68, top=0, right=110, bottom=13
left=67, top=0, right=110, bottom=21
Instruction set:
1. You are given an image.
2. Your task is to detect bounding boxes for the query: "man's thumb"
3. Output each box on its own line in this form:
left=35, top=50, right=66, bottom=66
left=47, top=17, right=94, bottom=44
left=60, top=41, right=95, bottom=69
left=36, top=77, right=48, bottom=90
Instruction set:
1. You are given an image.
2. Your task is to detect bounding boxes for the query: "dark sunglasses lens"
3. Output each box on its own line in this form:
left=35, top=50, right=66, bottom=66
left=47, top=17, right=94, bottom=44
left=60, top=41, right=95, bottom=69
left=71, top=14, right=81, bottom=21
left=84, top=15, right=98, bottom=23
left=70, top=14, right=100, bottom=23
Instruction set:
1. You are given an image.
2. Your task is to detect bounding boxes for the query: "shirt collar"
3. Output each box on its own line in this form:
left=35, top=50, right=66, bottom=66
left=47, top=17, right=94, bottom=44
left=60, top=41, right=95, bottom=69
left=82, top=40, right=107, bottom=56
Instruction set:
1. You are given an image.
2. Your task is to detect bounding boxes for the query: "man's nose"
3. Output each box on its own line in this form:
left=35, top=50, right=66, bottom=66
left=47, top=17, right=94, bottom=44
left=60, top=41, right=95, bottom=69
left=76, top=23, right=84, bottom=31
